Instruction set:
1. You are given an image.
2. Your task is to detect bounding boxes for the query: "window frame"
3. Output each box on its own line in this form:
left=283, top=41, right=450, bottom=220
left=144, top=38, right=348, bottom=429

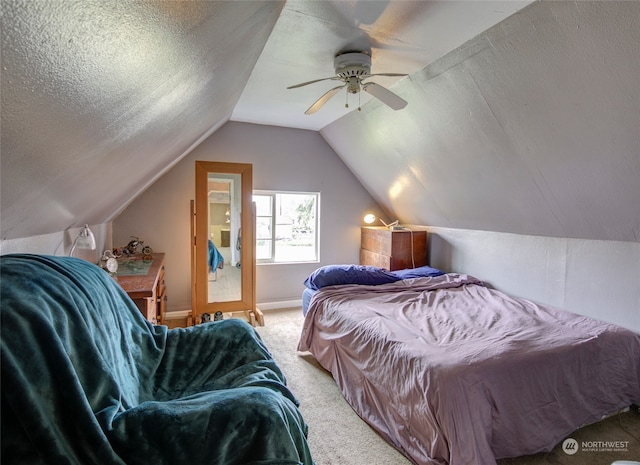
left=253, top=190, right=320, bottom=265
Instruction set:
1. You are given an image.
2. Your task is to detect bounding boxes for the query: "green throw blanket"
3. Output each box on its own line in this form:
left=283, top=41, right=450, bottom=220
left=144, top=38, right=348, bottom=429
left=1, top=254, right=313, bottom=465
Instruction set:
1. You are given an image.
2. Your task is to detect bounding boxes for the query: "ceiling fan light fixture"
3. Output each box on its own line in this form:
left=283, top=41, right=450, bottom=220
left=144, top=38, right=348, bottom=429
left=346, top=76, right=360, bottom=94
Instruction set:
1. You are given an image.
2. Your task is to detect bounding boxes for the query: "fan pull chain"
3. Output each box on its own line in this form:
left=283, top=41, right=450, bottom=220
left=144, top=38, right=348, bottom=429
left=343, top=89, right=363, bottom=111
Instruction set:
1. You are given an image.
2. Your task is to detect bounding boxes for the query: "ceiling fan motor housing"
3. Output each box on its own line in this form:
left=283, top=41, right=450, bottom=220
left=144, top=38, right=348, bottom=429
left=334, top=52, right=371, bottom=79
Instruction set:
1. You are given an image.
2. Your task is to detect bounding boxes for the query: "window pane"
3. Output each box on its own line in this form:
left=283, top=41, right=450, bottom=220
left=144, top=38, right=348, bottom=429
left=256, top=217, right=272, bottom=240
left=273, top=193, right=317, bottom=262
left=256, top=239, right=272, bottom=260
left=254, top=195, right=272, bottom=216
left=254, top=190, right=319, bottom=264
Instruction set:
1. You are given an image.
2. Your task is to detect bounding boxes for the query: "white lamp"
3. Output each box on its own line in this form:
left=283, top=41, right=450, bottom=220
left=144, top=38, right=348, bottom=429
left=363, top=214, right=399, bottom=229
left=69, top=224, right=96, bottom=257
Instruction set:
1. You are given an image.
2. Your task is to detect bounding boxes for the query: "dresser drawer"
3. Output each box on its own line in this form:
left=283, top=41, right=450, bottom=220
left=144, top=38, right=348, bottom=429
left=361, top=228, right=393, bottom=256
left=359, top=249, right=391, bottom=269
left=360, top=227, right=427, bottom=271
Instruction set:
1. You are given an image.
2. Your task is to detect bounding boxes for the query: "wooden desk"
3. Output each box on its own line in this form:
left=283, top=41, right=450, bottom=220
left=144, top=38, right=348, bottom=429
left=114, top=253, right=166, bottom=325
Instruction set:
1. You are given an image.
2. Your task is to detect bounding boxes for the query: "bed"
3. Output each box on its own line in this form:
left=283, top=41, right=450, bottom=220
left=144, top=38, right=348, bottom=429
left=298, top=265, right=640, bottom=465
left=1, top=254, right=313, bottom=465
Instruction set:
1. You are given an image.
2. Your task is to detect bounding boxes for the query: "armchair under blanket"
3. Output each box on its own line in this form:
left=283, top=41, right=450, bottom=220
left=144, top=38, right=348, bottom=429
left=1, top=254, right=313, bottom=465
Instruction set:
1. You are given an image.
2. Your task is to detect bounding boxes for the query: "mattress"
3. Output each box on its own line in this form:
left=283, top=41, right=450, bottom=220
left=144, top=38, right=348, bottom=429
left=298, top=273, right=640, bottom=465
left=302, top=287, right=316, bottom=316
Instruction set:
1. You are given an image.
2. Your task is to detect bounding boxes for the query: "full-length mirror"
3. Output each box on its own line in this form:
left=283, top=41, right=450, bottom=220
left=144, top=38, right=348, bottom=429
left=194, top=161, right=255, bottom=323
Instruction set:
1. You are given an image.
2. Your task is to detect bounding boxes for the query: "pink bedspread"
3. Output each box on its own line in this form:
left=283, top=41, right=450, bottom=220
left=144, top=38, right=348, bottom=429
left=298, top=274, right=640, bottom=465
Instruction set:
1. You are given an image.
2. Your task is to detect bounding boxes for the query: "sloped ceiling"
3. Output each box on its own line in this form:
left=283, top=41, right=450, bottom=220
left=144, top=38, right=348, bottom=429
left=2, top=1, right=638, bottom=243
left=1, top=0, right=284, bottom=240
left=321, top=1, right=640, bottom=242
left=1, top=0, right=531, bottom=241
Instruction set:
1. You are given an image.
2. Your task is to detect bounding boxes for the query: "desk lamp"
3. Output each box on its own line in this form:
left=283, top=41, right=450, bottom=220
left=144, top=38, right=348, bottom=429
left=363, top=214, right=401, bottom=230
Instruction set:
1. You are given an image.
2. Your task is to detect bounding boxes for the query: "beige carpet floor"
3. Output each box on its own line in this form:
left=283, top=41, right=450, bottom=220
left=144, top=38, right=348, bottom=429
left=256, top=307, right=640, bottom=465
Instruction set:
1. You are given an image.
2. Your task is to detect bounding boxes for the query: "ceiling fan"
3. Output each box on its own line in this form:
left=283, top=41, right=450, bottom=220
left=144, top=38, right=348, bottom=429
left=287, top=51, right=408, bottom=115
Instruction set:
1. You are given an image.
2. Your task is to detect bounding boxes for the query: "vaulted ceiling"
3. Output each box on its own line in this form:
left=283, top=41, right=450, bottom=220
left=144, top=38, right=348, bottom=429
left=2, top=1, right=638, bottom=243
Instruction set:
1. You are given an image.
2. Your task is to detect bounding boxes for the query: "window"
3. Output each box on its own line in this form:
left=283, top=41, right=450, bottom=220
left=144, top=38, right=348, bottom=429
left=254, top=191, right=319, bottom=263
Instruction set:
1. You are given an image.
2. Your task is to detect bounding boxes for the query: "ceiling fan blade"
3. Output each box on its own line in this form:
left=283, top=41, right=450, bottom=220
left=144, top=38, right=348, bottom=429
left=305, top=85, right=345, bottom=115
left=364, top=73, right=408, bottom=78
left=363, top=82, right=407, bottom=110
left=287, top=76, right=341, bottom=89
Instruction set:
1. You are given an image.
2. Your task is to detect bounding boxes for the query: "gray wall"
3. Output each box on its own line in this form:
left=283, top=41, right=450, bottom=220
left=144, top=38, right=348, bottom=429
left=113, top=122, right=383, bottom=311
left=112, top=118, right=639, bottom=333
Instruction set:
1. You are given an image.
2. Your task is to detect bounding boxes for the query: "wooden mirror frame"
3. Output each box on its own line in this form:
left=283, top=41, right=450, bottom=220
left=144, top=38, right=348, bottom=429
left=193, top=161, right=255, bottom=323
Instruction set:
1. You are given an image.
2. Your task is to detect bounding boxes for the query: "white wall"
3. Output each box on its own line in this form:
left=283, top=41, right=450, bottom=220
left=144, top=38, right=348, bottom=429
left=113, top=122, right=384, bottom=311
left=423, top=226, right=640, bottom=333
left=0, top=223, right=112, bottom=264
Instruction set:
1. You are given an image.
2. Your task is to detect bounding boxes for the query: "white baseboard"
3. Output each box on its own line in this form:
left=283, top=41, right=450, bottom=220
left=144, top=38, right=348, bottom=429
left=257, top=299, right=302, bottom=311
left=164, top=309, right=191, bottom=319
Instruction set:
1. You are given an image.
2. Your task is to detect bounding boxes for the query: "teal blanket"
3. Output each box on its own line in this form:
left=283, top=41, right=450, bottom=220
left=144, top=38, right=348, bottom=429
left=1, top=254, right=313, bottom=465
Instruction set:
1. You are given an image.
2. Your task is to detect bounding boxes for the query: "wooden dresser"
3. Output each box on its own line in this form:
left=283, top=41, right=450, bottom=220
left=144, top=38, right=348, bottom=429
left=360, top=227, right=427, bottom=271
left=114, top=253, right=166, bottom=325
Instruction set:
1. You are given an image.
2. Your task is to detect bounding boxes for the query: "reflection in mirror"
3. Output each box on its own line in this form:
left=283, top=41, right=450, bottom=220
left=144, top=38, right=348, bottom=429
left=207, top=173, right=241, bottom=302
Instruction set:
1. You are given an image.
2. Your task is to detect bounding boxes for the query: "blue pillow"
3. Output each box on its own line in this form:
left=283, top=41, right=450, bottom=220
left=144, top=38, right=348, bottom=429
left=304, top=264, right=399, bottom=290
left=390, top=265, right=444, bottom=280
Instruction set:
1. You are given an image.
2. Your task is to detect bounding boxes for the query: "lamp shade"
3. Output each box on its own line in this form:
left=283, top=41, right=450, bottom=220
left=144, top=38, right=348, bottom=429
left=69, top=224, right=96, bottom=257
left=363, top=214, right=376, bottom=224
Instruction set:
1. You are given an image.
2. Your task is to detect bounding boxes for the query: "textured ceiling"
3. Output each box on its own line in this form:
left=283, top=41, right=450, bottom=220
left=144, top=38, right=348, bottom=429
left=1, top=0, right=531, bottom=240
left=14, top=1, right=639, bottom=245
left=1, top=0, right=284, bottom=239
